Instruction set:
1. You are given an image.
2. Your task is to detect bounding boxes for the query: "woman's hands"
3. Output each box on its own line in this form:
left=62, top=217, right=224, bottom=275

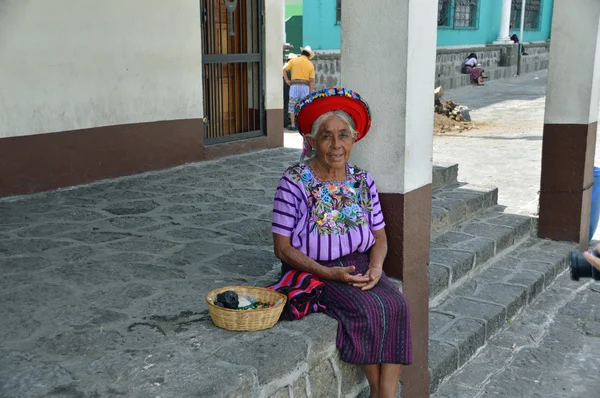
left=274, top=234, right=373, bottom=285
left=352, top=267, right=382, bottom=291
left=273, top=232, right=387, bottom=290
left=351, top=228, right=387, bottom=290
left=328, top=265, right=382, bottom=290
left=327, top=266, right=370, bottom=285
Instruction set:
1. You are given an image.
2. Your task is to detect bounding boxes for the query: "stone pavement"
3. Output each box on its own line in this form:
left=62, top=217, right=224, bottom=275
left=0, top=151, right=463, bottom=397
left=1, top=145, right=571, bottom=398
left=433, top=271, right=600, bottom=398
left=0, top=146, right=576, bottom=398
left=0, top=149, right=311, bottom=397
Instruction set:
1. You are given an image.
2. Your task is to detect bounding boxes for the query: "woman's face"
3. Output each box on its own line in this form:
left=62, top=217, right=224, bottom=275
left=307, top=115, right=355, bottom=170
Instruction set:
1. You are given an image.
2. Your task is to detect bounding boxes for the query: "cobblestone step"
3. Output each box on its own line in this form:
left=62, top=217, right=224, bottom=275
left=432, top=162, right=459, bottom=191
left=431, top=183, right=499, bottom=237
left=429, top=206, right=533, bottom=300
left=428, top=237, right=576, bottom=393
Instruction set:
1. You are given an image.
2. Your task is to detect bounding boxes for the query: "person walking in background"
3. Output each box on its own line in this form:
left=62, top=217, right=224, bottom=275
left=283, top=46, right=315, bottom=131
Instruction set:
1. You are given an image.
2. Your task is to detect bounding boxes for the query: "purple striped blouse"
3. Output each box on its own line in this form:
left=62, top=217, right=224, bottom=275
left=272, top=162, right=385, bottom=262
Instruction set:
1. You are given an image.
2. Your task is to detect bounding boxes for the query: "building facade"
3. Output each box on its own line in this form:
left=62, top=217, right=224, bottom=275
left=301, top=0, right=553, bottom=50
left=437, top=0, right=553, bottom=46
left=297, top=0, right=552, bottom=93
left=0, top=0, right=284, bottom=197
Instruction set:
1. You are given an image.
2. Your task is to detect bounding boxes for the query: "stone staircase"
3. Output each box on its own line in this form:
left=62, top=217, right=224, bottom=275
left=427, top=163, right=575, bottom=394
left=200, top=160, right=575, bottom=397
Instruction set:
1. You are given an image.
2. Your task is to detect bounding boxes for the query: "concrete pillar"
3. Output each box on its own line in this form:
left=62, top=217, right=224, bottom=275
left=538, top=0, right=600, bottom=248
left=282, top=0, right=286, bottom=44
left=264, top=0, right=285, bottom=146
left=494, top=0, right=513, bottom=44
left=341, top=0, right=436, bottom=395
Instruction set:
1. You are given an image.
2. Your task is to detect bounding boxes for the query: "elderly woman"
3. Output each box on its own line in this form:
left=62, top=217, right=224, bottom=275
left=271, top=88, right=411, bottom=398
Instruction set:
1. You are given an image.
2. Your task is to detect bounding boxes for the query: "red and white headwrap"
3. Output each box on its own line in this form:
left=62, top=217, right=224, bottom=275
left=294, top=88, right=372, bottom=160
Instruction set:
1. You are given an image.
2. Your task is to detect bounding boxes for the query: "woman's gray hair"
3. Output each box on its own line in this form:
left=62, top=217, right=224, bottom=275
left=307, top=110, right=358, bottom=139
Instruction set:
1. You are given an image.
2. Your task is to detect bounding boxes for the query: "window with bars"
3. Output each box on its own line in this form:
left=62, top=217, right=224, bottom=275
left=438, top=0, right=452, bottom=27
left=335, top=0, right=341, bottom=25
left=437, top=0, right=479, bottom=29
left=510, top=0, right=542, bottom=30
left=454, top=0, right=479, bottom=28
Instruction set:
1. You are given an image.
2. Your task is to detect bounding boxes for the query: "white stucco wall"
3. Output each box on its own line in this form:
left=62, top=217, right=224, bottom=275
left=342, top=0, right=437, bottom=194
left=265, top=0, right=285, bottom=110
left=545, top=0, right=600, bottom=125
left=0, top=0, right=204, bottom=138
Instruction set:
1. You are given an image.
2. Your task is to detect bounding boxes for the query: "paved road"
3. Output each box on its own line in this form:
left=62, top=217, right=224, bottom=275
left=433, top=271, right=600, bottom=398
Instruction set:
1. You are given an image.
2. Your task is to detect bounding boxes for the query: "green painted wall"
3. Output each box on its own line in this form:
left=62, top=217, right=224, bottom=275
left=286, top=3, right=303, bottom=19
left=438, top=0, right=554, bottom=46
left=303, top=0, right=340, bottom=50
left=286, top=16, right=303, bottom=53
left=437, top=0, right=503, bottom=46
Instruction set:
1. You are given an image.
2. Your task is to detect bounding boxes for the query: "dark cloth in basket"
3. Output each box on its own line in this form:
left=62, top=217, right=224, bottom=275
left=267, top=270, right=327, bottom=321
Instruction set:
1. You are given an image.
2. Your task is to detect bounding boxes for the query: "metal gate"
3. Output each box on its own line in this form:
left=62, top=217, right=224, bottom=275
left=201, top=0, right=264, bottom=144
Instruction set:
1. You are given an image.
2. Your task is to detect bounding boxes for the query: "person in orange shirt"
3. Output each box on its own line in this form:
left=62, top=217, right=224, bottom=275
left=283, top=46, right=315, bottom=130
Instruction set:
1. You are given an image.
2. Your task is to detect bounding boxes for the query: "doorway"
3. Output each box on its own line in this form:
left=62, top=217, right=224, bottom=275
left=201, top=0, right=264, bottom=144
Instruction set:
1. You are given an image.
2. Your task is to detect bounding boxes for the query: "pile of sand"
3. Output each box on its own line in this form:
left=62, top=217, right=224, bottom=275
left=433, top=113, right=481, bottom=134
left=433, top=90, right=483, bottom=134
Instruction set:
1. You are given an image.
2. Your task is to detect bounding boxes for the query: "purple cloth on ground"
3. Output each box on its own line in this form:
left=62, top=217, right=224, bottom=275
left=466, top=65, right=483, bottom=82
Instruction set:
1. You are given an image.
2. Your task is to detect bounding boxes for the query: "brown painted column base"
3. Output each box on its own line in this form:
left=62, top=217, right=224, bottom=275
left=538, top=122, right=597, bottom=249
left=380, top=183, right=432, bottom=397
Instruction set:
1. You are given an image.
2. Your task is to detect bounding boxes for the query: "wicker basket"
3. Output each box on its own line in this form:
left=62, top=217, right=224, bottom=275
left=206, top=286, right=287, bottom=331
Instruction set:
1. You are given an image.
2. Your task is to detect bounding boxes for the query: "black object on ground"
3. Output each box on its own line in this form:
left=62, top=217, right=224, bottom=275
left=570, top=249, right=600, bottom=281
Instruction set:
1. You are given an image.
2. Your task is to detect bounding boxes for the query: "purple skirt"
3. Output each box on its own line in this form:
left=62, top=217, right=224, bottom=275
left=465, top=65, right=483, bottom=82
left=315, top=252, right=412, bottom=365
